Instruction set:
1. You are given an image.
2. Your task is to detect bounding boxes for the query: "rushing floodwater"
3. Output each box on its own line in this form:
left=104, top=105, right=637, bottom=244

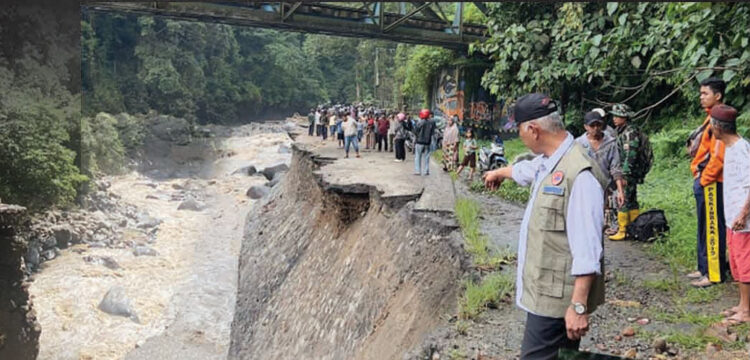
left=29, top=124, right=293, bottom=360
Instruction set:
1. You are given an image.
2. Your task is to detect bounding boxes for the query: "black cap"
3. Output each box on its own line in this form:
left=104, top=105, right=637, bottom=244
left=513, top=93, right=558, bottom=123
left=584, top=111, right=604, bottom=125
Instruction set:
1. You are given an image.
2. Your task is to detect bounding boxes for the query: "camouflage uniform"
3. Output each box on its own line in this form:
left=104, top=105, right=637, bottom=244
left=616, top=123, right=643, bottom=211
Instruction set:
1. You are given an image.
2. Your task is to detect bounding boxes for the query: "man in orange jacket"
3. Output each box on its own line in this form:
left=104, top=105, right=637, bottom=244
left=688, top=77, right=729, bottom=287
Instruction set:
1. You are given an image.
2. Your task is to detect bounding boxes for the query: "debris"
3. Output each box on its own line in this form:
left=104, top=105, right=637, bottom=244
left=652, top=338, right=667, bottom=354
left=621, top=327, right=635, bottom=337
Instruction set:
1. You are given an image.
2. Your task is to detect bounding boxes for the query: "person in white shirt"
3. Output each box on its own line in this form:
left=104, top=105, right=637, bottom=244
left=709, top=104, right=750, bottom=324
left=343, top=111, right=360, bottom=158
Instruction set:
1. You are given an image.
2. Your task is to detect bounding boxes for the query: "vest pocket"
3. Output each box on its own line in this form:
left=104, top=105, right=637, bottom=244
left=537, top=258, right=566, bottom=298
left=537, top=195, right=566, bottom=232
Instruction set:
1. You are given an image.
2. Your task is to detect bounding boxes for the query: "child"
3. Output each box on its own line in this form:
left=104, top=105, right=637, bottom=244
left=710, top=104, right=750, bottom=324
left=455, top=128, right=478, bottom=181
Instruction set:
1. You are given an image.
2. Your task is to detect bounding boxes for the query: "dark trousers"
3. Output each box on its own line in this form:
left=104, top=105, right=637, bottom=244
left=315, top=124, right=321, bottom=136
left=394, top=139, right=406, bottom=160
left=694, top=179, right=728, bottom=282
left=520, top=313, right=579, bottom=360
left=308, top=123, right=314, bottom=136
left=376, top=133, right=387, bottom=151
left=321, top=125, right=328, bottom=140
left=618, top=177, right=639, bottom=212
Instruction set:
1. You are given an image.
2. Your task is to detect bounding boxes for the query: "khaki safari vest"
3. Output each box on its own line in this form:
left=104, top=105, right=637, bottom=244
left=520, top=142, right=608, bottom=318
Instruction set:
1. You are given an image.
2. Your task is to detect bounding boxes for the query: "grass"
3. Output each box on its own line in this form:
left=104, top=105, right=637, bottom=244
left=454, top=197, right=516, bottom=320
left=448, top=348, right=468, bottom=360
left=650, top=308, right=723, bottom=327
left=458, top=272, right=514, bottom=319
left=454, top=197, right=515, bottom=269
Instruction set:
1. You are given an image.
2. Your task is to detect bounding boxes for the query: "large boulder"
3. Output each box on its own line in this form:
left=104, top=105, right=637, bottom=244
left=266, top=172, right=285, bottom=188
left=53, top=225, right=73, bottom=249
left=133, top=245, right=158, bottom=257
left=136, top=213, right=162, bottom=229
left=246, top=185, right=271, bottom=199
left=261, top=163, right=289, bottom=181
left=232, top=165, right=257, bottom=176
left=178, top=197, right=205, bottom=211
left=98, top=286, right=140, bottom=323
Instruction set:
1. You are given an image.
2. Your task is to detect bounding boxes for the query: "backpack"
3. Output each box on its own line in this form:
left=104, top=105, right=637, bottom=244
left=626, top=209, right=669, bottom=242
left=633, top=130, right=653, bottom=182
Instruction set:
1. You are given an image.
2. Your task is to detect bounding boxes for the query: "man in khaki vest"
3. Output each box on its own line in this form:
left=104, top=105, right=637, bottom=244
left=484, top=93, right=607, bottom=359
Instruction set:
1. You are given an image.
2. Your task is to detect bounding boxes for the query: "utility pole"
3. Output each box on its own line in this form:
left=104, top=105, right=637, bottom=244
left=356, top=66, right=361, bottom=101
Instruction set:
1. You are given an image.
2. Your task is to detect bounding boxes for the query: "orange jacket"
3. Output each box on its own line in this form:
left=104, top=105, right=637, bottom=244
left=690, top=112, right=725, bottom=186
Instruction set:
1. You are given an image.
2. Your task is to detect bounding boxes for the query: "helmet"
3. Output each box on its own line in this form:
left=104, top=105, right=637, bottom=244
left=419, top=109, right=431, bottom=119
left=609, top=104, right=632, bottom=118
left=397, top=112, right=406, bottom=121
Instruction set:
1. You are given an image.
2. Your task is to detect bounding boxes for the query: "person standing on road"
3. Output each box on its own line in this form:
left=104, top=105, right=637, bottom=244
left=308, top=109, right=315, bottom=136
left=315, top=108, right=322, bottom=137
left=576, top=111, right=625, bottom=236
left=455, top=128, right=477, bottom=181
left=608, top=104, right=652, bottom=242
left=709, top=104, right=750, bottom=323
left=483, top=93, right=607, bottom=359
left=336, top=111, right=345, bottom=148
left=343, top=111, right=360, bottom=159
left=365, top=111, right=376, bottom=150
left=376, top=113, right=390, bottom=152
left=388, top=113, right=398, bottom=153
left=442, top=115, right=460, bottom=172
left=688, top=77, right=729, bottom=287
left=328, top=111, right=337, bottom=142
left=414, top=109, right=435, bottom=176
left=393, top=112, right=407, bottom=162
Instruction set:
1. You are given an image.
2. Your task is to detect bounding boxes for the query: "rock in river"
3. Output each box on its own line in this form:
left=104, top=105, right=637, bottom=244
left=98, top=286, right=140, bottom=323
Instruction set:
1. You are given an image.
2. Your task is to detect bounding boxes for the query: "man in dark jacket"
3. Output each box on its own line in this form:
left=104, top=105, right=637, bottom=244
left=414, top=109, right=436, bottom=176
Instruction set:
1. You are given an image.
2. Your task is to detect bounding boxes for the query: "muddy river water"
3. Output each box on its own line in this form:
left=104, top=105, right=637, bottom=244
left=28, top=124, right=293, bottom=360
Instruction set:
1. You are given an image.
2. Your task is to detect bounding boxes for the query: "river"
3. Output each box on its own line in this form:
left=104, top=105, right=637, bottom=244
left=28, top=122, right=294, bottom=360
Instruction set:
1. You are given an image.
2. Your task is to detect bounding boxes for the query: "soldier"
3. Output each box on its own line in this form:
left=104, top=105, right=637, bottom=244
left=609, top=104, right=652, bottom=241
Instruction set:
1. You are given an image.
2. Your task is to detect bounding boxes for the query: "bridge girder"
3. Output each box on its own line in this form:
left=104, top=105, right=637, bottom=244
left=82, top=2, right=486, bottom=50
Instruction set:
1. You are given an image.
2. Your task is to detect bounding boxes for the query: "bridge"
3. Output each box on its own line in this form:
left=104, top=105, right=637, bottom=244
left=82, top=2, right=488, bottom=50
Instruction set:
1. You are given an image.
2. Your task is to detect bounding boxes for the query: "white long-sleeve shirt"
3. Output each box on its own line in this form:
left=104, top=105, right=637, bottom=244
left=510, top=134, right=604, bottom=315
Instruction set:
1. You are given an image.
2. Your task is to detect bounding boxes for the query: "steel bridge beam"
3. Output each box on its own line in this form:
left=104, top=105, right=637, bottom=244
left=82, top=2, right=486, bottom=50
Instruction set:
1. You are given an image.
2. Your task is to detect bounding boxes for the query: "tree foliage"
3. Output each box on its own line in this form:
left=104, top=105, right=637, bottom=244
left=0, top=3, right=86, bottom=209
left=83, top=11, right=427, bottom=122
left=478, top=2, right=750, bottom=123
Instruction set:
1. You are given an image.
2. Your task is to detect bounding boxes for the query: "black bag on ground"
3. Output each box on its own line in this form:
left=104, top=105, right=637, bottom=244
left=626, top=209, right=669, bottom=242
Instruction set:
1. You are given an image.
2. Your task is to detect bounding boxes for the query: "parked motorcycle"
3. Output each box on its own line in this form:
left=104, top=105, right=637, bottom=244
left=477, top=142, right=508, bottom=173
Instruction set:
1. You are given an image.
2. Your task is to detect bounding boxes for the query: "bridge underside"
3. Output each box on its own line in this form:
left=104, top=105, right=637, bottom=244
left=83, top=2, right=486, bottom=50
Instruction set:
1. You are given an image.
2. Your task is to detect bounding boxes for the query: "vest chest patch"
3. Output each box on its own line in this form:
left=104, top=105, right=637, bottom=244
left=542, top=185, right=565, bottom=196
left=551, top=171, right=564, bottom=185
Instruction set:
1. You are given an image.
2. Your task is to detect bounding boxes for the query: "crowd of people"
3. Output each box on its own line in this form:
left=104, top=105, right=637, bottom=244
left=307, top=104, right=461, bottom=176
left=482, top=77, right=750, bottom=358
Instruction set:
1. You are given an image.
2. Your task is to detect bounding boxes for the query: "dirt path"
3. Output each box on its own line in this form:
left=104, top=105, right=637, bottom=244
left=441, top=176, right=744, bottom=359
left=29, top=124, right=293, bottom=360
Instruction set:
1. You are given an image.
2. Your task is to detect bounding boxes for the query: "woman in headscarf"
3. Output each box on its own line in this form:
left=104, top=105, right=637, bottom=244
left=441, top=115, right=460, bottom=172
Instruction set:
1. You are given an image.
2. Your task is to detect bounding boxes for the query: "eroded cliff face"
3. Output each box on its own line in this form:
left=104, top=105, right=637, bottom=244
left=229, top=145, right=469, bottom=360
left=0, top=204, right=40, bottom=360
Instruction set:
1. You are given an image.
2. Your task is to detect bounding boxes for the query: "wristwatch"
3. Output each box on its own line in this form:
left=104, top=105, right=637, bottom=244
left=571, top=302, right=587, bottom=315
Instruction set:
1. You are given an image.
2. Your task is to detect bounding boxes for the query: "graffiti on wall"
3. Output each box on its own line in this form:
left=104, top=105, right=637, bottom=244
left=433, top=67, right=464, bottom=121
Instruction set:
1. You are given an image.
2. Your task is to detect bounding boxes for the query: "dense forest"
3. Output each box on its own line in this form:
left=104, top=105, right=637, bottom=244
left=2, top=2, right=750, bottom=210
left=81, top=9, right=458, bottom=123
